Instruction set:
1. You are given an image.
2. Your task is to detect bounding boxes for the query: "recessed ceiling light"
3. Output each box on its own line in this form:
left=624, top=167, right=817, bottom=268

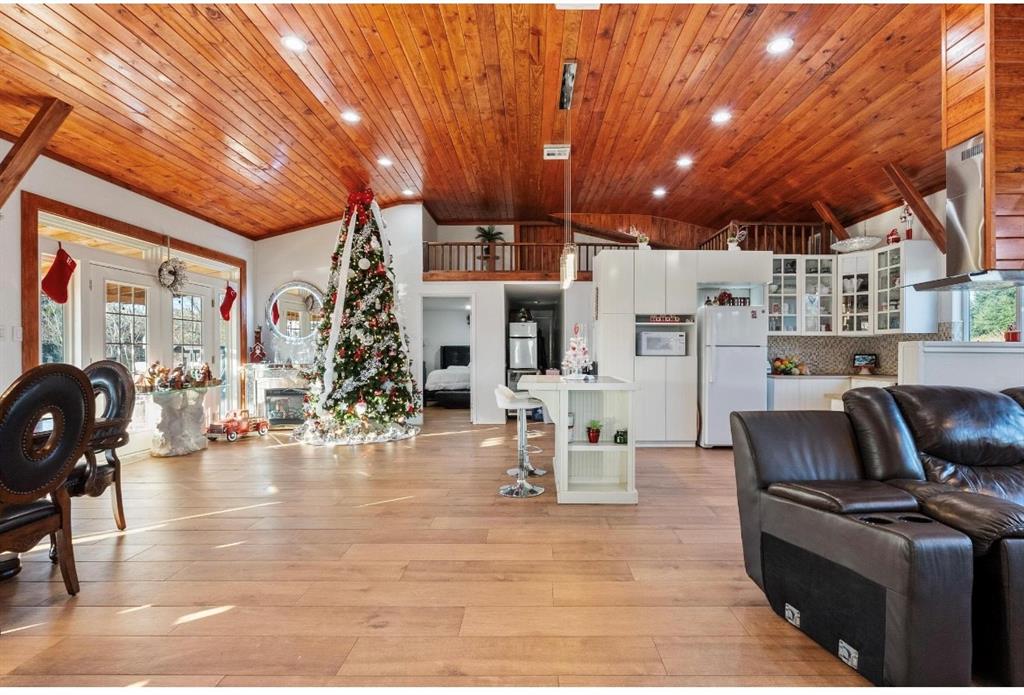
left=676, top=156, right=694, bottom=168
left=280, top=35, right=307, bottom=52
left=766, top=36, right=794, bottom=55
left=711, top=109, right=732, bottom=124
left=653, top=187, right=667, bottom=198
left=340, top=110, right=361, bottom=124
left=402, top=189, right=414, bottom=196
left=377, top=157, right=393, bottom=167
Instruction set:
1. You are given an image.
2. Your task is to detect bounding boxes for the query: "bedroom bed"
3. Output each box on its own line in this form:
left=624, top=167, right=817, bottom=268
left=423, top=345, right=471, bottom=408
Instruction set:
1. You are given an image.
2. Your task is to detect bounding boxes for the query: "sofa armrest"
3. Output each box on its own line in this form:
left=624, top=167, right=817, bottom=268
left=885, top=479, right=953, bottom=502
left=767, top=480, right=918, bottom=513
left=922, top=491, right=1024, bottom=554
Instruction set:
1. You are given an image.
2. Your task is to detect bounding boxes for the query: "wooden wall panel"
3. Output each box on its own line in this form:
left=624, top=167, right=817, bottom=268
left=942, top=4, right=987, bottom=148
left=990, top=4, right=1024, bottom=269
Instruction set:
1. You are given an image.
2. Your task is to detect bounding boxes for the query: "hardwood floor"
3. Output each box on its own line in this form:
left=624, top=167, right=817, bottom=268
left=0, top=408, right=869, bottom=686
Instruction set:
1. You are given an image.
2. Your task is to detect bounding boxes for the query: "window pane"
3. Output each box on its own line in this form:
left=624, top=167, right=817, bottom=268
left=969, top=288, right=1018, bottom=341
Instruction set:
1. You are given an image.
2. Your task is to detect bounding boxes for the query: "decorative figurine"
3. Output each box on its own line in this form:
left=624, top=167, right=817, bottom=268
left=206, top=409, right=270, bottom=442
left=249, top=326, right=267, bottom=364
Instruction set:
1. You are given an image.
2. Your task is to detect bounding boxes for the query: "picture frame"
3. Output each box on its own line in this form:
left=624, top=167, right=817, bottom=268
left=853, top=353, right=878, bottom=374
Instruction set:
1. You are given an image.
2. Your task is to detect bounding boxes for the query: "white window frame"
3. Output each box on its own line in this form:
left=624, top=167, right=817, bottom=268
left=962, top=287, right=1024, bottom=341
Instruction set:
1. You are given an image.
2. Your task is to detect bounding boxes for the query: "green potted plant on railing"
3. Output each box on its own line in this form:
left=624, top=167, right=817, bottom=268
left=476, top=225, right=504, bottom=257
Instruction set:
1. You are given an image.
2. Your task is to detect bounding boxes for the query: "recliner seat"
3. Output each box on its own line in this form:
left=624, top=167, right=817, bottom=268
left=843, top=385, right=1024, bottom=685
left=731, top=409, right=973, bottom=686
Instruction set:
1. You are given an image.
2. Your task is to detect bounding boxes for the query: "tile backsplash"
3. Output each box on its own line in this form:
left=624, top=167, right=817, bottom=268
left=768, top=323, right=956, bottom=376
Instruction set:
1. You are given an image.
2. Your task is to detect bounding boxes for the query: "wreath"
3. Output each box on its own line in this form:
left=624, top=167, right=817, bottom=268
left=158, top=257, right=189, bottom=294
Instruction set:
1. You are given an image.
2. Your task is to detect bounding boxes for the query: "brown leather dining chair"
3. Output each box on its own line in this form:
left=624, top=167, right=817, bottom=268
left=47, top=360, right=135, bottom=564
left=68, top=360, right=135, bottom=529
left=0, top=363, right=94, bottom=595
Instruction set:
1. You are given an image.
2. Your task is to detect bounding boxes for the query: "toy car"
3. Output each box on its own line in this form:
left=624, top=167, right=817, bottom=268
left=206, top=409, right=270, bottom=442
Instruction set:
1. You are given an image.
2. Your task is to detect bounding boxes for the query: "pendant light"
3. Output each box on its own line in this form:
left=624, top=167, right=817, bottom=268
left=559, top=61, right=578, bottom=291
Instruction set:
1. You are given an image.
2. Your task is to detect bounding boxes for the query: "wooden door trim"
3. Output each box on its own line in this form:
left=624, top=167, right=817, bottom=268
left=20, top=192, right=248, bottom=390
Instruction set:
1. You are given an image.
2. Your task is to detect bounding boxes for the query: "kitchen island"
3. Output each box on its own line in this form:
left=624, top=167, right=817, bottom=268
left=518, top=375, right=638, bottom=504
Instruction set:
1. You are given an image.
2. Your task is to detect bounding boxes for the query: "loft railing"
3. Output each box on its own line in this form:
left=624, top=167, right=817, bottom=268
left=699, top=221, right=839, bottom=254
left=422, top=241, right=627, bottom=279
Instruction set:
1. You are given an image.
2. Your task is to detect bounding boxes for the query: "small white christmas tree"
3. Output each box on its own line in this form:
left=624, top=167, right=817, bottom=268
left=561, top=323, right=593, bottom=379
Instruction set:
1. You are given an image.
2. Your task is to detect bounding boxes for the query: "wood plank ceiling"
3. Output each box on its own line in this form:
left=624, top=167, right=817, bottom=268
left=0, top=4, right=944, bottom=239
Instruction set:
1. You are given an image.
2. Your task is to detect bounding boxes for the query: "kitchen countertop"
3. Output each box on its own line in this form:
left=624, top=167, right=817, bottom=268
left=768, top=373, right=895, bottom=380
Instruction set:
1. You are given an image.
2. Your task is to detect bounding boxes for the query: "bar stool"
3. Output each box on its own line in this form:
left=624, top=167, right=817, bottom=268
left=500, top=386, right=546, bottom=478
left=494, top=386, right=545, bottom=498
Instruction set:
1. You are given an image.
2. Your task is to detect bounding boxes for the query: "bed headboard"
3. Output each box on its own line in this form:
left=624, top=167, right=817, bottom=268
left=440, top=345, right=470, bottom=369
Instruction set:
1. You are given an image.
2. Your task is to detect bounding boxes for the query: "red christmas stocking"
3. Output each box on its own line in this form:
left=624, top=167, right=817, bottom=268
left=271, top=300, right=280, bottom=325
left=41, top=245, right=77, bottom=304
left=219, top=284, right=237, bottom=320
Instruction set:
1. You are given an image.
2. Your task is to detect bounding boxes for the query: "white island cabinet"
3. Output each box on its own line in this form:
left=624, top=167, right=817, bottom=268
left=518, top=375, right=638, bottom=504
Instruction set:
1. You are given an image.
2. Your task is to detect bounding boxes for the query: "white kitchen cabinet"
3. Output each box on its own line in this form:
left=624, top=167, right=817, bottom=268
left=838, top=251, right=874, bottom=335
left=595, top=313, right=634, bottom=380
left=634, top=356, right=667, bottom=441
left=666, top=355, right=698, bottom=443
left=594, top=251, right=635, bottom=316
left=634, top=252, right=667, bottom=313
left=769, top=377, right=850, bottom=411
left=801, top=255, right=836, bottom=334
left=633, top=355, right=697, bottom=445
left=696, top=251, right=773, bottom=284
left=665, top=251, right=698, bottom=314
left=874, top=241, right=943, bottom=334
left=768, top=255, right=800, bottom=334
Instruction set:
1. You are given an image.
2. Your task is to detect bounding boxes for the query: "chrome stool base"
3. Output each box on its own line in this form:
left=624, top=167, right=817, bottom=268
left=499, top=479, right=544, bottom=498
left=507, top=464, right=547, bottom=477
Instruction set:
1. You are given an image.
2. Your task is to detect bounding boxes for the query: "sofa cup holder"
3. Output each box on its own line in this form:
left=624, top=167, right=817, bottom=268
left=860, top=514, right=935, bottom=526
left=860, top=516, right=894, bottom=525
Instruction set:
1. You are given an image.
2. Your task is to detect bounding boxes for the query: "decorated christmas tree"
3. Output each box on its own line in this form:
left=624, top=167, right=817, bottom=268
left=296, top=188, right=420, bottom=445
left=561, top=323, right=593, bottom=379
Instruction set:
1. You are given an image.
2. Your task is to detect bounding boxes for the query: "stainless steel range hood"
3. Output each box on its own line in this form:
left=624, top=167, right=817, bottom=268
left=914, top=133, right=1024, bottom=292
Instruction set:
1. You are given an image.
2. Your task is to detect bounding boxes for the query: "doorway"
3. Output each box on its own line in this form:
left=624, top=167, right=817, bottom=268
left=421, top=295, right=472, bottom=423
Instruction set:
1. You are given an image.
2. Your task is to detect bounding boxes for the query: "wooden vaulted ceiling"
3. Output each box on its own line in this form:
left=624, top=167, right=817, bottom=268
left=0, top=3, right=944, bottom=239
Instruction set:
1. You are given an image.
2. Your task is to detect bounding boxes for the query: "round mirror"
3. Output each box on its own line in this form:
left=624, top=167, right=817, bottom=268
left=266, top=281, right=324, bottom=344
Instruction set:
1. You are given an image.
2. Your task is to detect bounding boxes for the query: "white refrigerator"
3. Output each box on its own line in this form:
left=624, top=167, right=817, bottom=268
left=697, top=305, right=768, bottom=448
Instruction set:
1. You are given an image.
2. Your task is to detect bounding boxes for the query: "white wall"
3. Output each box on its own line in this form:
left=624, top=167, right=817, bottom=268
left=0, top=142, right=255, bottom=389
left=845, top=190, right=945, bottom=240
left=422, top=305, right=471, bottom=371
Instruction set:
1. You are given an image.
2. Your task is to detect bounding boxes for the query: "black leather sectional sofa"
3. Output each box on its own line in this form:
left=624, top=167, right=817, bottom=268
left=731, top=385, right=1024, bottom=687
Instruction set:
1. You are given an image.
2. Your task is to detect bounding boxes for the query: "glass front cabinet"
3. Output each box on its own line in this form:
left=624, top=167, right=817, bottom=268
left=765, top=243, right=941, bottom=337
left=768, top=256, right=800, bottom=334
left=800, top=256, right=835, bottom=334
left=838, top=252, right=873, bottom=335
left=874, top=240, right=943, bottom=335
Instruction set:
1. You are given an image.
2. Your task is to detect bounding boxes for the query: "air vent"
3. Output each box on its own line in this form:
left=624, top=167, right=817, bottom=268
left=961, top=142, right=983, bottom=161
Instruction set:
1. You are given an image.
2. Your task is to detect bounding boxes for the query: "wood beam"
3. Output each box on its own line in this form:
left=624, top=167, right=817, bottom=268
left=0, top=98, right=72, bottom=206
left=811, top=200, right=850, bottom=241
left=883, top=162, right=947, bottom=253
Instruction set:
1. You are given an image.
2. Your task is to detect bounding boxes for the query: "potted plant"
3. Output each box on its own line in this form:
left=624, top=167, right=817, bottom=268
left=586, top=419, right=603, bottom=444
left=475, top=225, right=504, bottom=257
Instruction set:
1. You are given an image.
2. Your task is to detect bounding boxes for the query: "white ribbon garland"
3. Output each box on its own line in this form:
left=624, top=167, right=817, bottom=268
left=370, top=200, right=416, bottom=400
left=316, top=207, right=358, bottom=418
